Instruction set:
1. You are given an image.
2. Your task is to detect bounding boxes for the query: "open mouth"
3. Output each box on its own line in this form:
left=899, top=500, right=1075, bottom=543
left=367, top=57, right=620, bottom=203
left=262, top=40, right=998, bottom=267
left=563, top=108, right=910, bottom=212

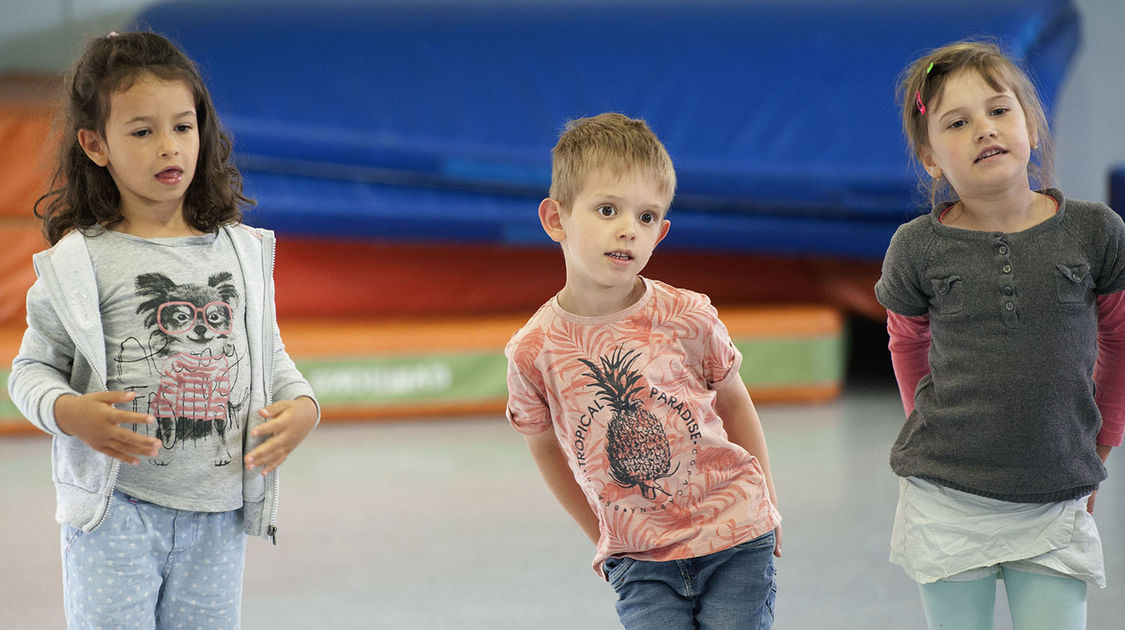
left=974, top=148, right=1007, bottom=163
left=156, top=167, right=183, bottom=185
left=606, top=251, right=633, bottom=261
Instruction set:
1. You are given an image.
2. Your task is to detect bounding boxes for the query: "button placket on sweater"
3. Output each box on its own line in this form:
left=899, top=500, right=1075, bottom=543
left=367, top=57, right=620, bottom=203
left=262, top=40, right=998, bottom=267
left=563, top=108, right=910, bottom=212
left=995, top=232, right=1020, bottom=328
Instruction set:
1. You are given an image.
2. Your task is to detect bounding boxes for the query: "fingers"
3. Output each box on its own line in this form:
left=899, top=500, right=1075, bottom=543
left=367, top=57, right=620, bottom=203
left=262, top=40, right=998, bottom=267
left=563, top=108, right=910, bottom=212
left=244, top=451, right=287, bottom=476
left=95, top=393, right=159, bottom=453
left=114, top=410, right=156, bottom=427
left=248, top=401, right=292, bottom=439
left=93, top=391, right=156, bottom=426
left=245, top=414, right=288, bottom=474
left=774, top=526, right=783, bottom=558
left=245, top=402, right=295, bottom=468
left=102, top=445, right=148, bottom=466
left=1086, top=491, right=1098, bottom=514
left=126, top=432, right=162, bottom=459
left=245, top=399, right=316, bottom=474
left=256, top=401, right=287, bottom=421
left=100, top=426, right=160, bottom=465
left=90, top=389, right=139, bottom=404
left=250, top=416, right=280, bottom=440
left=96, top=392, right=159, bottom=463
left=244, top=437, right=290, bottom=475
left=56, top=391, right=161, bottom=461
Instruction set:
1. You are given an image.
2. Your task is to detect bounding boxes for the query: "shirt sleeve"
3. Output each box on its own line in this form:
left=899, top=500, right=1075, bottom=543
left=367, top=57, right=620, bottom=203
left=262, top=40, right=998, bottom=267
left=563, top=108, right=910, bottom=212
left=266, top=246, right=319, bottom=422
left=1093, top=202, right=1125, bottom=295
left=7, top=275, right=82, bottom=437
left=874, top=222, right=932, bottom=317
left=700, top=299, right=744, bottom=391
left=886, top=311, right=931, bottom=417
left=270, top=321, right=320, bottom=423
left=1094, top=290, right=1125, bottom=447
left=504, top=336, right=553, bottom=435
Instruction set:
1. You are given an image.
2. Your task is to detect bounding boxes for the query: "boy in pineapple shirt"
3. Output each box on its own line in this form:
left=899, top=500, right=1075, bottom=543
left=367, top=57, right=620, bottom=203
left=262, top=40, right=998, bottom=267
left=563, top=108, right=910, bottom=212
left=505, top=113, right=782, bottom=629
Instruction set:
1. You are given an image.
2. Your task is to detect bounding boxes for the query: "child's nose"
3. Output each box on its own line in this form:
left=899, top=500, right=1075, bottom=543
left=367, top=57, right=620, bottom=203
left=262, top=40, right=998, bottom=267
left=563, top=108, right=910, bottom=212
left=975, top=120, right=997, bottom=142
left=617, top=218, right=637, bottom=239
left=158, top=133, right=180, bottom=157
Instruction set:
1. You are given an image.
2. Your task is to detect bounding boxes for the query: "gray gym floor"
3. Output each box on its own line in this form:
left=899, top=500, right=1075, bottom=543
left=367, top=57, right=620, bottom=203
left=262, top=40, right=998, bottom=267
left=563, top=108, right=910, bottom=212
left=2, top=383, right=1122, bottom=629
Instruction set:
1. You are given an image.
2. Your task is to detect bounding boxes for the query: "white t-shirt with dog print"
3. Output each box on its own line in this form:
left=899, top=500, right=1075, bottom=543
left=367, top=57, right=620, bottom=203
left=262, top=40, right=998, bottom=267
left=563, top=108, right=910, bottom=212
left=87, top=229, right=250, bottom=512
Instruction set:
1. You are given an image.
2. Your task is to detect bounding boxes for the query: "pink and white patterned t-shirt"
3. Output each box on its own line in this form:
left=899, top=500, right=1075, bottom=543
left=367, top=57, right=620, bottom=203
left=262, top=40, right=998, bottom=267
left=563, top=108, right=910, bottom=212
left=506, top=278, right=781, bottom=576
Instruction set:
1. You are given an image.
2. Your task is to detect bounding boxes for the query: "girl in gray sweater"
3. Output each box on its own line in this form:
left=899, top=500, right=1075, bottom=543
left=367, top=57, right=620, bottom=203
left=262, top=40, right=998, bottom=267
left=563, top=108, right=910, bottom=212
left=876, top=40, right=1125, bottom=629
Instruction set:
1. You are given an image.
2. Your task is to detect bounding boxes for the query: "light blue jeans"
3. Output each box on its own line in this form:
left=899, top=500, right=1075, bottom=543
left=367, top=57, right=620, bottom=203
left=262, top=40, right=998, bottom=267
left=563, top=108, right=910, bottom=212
left=918, top=567, right=1087, bottom=630
left=61, top=491, right=246, bottom=629
left=604, top=530, right=777, bottom=629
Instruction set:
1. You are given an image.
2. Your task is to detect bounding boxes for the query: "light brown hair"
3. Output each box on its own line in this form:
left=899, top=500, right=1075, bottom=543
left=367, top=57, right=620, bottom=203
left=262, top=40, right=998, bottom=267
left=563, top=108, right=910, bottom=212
left=898, top=40, right=1054, bottom=206
left=549, top=113, right=676, bottom=211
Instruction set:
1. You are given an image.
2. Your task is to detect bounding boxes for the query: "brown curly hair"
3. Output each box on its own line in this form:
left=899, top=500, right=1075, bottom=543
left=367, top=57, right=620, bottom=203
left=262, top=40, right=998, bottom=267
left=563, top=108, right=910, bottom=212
left=35, top=31, right=253, bottom=244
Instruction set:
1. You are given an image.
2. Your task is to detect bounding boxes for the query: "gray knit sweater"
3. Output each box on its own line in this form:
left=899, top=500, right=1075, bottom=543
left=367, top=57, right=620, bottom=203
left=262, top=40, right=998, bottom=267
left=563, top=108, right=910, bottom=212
left=875, top=189, right=1125, bottom=502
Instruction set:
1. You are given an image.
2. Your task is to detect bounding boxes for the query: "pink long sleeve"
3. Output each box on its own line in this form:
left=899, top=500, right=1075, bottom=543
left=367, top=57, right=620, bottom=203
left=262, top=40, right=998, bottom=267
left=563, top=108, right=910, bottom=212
left=1095, top=291, right=1125, bottom=447
left=885, top=311, right=931, bottom=417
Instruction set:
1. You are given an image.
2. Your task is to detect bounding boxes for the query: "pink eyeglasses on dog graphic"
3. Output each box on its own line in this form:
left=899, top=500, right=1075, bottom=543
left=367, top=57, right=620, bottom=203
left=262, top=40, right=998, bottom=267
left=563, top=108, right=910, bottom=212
left=157, top=301, right=234, bottom=336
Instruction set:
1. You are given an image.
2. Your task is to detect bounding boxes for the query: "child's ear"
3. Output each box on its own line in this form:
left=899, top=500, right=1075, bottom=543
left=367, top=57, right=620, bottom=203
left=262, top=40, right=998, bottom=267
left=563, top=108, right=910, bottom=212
left=77, top=129, right=109, bottom=167
left=539, top=198, right=566, bottom=243
left=919, top=148, right=943, bottom=180
left=655, top=218, right=671, bottom=247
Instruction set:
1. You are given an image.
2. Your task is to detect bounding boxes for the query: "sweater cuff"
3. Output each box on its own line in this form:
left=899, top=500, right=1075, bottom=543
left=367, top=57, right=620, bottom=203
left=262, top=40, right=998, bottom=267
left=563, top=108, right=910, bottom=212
left=37, top=388, right=76, bottom=437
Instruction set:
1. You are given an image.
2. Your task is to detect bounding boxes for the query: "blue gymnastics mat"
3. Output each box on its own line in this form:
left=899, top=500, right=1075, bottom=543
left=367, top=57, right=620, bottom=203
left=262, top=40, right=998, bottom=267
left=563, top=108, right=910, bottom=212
left=133, top=0, right=1079, bottom=259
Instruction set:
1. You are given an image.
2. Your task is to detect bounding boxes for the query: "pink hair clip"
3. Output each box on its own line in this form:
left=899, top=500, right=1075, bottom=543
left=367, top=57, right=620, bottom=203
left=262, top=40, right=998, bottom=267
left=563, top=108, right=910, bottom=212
left=915, top=89, right=926, bottom=114
left=106, top=31, right=120, bottom=38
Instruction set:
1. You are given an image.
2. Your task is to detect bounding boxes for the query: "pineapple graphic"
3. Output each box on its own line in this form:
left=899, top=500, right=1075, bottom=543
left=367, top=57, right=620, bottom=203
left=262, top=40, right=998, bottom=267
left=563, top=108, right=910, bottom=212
left=579, top=346, right=679, bottom=501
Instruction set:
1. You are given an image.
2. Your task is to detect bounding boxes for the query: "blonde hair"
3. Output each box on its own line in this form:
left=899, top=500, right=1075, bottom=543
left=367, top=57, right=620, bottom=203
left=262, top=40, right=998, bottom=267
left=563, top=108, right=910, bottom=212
left=548, top=113, right=676, bottom=211
left=898, top=40, right=1054, bottom=207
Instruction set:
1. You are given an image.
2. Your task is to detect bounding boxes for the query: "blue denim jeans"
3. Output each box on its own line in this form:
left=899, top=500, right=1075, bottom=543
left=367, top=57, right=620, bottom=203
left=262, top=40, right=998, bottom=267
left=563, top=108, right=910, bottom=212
left=604, top=530, right=777, bottom=629
left=61, top=491, right=246, bottom=629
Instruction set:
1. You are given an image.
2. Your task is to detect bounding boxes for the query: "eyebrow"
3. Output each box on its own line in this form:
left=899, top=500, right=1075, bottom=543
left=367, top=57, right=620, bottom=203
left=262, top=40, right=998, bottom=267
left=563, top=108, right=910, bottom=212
left=937, top=93, right=1016, bottom=120
left=120, top=110, right=197, bottom=126
left=595, top=193, right=666, bottom=211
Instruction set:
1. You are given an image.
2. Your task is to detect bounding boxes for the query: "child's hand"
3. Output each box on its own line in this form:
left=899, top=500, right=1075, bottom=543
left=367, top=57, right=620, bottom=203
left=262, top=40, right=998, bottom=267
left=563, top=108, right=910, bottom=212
left=54, top=391, right=160, bottom=465
left=774, top=524, right=783, bottom=558
left=1087, top=444, right=1112, bottom=514
left=244, top=396, right=317, bottom=475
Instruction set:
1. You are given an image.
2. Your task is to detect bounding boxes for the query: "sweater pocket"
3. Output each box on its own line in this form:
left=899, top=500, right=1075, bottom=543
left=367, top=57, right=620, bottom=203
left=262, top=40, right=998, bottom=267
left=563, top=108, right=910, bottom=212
left=53, top=435, right=112, bottom=494
left=1056, top=263, right=1093, bottom=304
left=930, top=275, right=964, bottom=315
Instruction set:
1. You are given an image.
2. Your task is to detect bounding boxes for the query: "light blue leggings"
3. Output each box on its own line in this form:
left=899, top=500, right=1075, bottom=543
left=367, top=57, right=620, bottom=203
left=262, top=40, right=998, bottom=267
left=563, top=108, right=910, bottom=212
left=918, top=567, right=1087, bottom=630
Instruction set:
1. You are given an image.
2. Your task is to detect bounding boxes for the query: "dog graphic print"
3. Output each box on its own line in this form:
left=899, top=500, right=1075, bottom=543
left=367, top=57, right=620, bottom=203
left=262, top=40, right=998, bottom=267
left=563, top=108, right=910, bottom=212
left=126, top=271, right=245, bottom=466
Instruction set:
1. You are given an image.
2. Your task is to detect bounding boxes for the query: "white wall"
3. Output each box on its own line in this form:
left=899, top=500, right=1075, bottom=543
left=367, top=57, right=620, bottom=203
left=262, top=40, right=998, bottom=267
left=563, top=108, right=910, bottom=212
left=1055, top=0, right=1125, bottom=202
left=1, top=0, right=1122, bottom=203
left=0, top=0, right=143, bottom=72
left=0, top=0, right=139, bottom=36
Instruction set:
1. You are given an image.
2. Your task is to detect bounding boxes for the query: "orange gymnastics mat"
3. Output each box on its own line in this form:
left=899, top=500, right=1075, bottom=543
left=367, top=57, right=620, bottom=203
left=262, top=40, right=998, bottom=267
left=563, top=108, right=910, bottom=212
left=2, top=305, right=844, bottom=434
